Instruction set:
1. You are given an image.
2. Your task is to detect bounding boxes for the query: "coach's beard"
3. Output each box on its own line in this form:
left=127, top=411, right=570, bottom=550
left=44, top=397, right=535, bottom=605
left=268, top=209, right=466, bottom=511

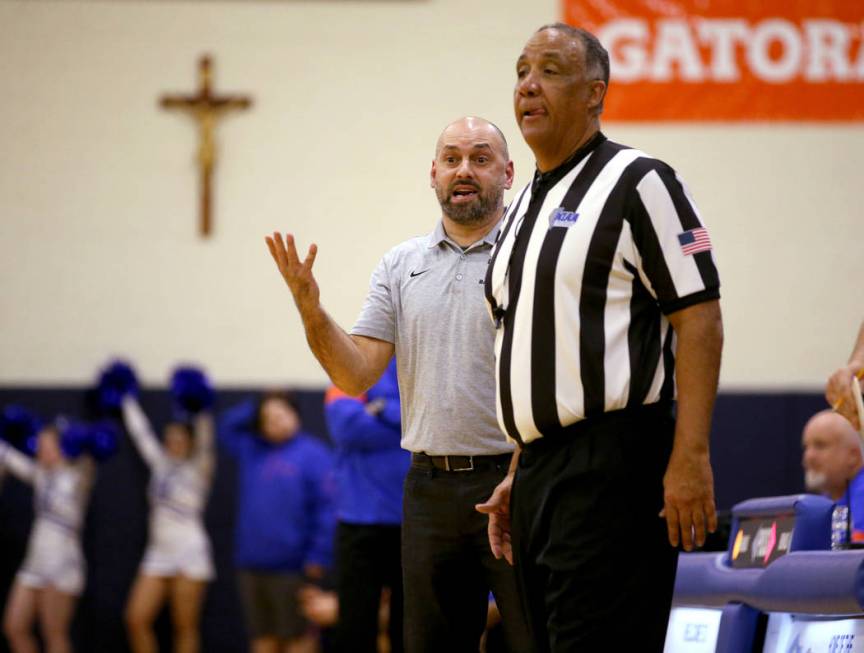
left=438, top=183, right=505, bottom=226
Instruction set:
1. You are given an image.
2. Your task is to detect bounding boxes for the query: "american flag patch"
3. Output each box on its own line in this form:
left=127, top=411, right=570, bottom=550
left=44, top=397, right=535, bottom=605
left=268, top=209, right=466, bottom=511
left=677, top=227, right=712, bottom=256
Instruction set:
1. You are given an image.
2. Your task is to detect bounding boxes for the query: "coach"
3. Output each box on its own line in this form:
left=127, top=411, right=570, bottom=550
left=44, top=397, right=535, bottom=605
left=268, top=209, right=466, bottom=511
left=266, top=117, right=534, bottom=653
left=478, top=23, right=724, bottom=652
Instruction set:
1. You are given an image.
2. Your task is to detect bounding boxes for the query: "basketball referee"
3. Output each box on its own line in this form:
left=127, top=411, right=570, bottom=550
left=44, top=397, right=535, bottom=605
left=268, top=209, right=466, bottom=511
left=477, top=23, right=724, bottom=652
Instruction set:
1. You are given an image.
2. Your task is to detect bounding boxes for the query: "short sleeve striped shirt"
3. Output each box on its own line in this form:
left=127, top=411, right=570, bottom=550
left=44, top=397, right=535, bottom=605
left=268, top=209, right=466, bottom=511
left=485, top=132, right=720, bottom=445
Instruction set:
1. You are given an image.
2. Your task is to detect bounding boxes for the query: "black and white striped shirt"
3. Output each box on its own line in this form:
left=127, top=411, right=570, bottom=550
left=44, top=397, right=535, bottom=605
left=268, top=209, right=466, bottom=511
left=485, top=132, right=720, bottom=445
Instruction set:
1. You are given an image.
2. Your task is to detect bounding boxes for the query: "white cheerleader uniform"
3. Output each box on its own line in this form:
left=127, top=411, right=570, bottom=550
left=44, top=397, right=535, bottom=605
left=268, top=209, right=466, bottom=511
left=122, top=397, right=215, bottom=581
left=0, top=441, right=93, bottom=595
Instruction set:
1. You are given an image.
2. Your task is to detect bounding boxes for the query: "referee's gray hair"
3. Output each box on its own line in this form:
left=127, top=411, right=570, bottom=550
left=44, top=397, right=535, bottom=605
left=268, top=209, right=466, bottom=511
left=537, top=22, right=610, bottom=116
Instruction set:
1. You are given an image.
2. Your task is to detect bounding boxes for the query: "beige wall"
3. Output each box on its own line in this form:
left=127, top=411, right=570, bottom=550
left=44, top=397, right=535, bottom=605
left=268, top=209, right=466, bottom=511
left=0, top=0, right=861, bottom=389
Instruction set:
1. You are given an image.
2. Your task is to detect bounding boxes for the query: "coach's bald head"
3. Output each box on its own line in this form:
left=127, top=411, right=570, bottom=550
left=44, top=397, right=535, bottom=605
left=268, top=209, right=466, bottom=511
left=431, top=117, right=513, bottom=231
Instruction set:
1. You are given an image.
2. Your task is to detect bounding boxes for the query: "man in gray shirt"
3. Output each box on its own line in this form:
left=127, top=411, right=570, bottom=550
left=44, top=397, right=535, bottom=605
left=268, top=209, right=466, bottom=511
left=266, top=116, right=534, bottom=653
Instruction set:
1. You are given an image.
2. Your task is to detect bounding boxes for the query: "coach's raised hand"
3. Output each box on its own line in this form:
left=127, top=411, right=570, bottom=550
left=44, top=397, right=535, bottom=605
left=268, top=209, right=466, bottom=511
left=265, top=232, right=320, bottom=314
left=264, top=231, right=392, bottom=396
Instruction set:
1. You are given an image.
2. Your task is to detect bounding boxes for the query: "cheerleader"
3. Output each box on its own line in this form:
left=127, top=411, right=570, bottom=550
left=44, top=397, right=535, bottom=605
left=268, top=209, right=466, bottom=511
left=0, top=411, right=111, bottom=653
left=116, top=365, right=215, bottom=653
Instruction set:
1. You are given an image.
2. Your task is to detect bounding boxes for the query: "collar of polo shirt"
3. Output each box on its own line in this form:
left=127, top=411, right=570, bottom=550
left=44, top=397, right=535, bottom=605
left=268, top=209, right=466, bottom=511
left=426, top=219, right=502, bottom=250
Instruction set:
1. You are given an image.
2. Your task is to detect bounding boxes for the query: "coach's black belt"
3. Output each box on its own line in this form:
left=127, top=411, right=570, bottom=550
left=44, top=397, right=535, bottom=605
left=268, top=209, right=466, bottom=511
left=411, top=452, right=511, bottom=473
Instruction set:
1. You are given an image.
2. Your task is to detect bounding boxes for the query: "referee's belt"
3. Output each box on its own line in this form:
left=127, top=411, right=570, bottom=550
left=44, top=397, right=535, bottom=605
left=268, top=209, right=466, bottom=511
left=411, top=452, right=511, bottom=473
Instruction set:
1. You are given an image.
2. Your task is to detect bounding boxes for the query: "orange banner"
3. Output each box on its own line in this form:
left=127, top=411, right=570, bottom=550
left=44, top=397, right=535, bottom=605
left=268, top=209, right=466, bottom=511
left=562, top=0, right=864, bottom=121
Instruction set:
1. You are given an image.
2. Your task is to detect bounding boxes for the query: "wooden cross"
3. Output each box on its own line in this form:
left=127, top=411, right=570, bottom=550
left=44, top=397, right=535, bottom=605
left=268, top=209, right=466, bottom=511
left=160, top=55, right=252, bottom=237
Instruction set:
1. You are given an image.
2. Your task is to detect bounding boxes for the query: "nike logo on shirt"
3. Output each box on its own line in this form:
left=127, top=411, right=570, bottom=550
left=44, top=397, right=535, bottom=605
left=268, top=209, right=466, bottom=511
left=409, top=270, right=429, bottom=278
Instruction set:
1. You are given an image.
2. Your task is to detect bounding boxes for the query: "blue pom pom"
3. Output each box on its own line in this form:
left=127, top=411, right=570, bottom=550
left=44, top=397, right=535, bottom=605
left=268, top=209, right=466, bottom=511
left=87, top=420, right=119, bottom=462
left=0, top=405, right=42, bottom=455
left=170, top=366, right=214, bottom=415
left=58, top=420, right=90, bottom=460
left=96, top=360, right=139, bottom=414
left=24, top=435, right=39, bottom=457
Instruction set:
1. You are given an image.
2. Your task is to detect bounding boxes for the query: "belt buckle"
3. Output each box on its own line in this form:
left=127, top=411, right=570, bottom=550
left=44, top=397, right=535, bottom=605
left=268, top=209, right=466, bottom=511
left=445, top=455, right=474, bottom=472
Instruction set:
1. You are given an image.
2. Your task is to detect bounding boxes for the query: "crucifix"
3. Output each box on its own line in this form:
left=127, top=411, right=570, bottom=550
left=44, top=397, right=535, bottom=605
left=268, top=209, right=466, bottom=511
left=160, top=55, right=252, bottom=237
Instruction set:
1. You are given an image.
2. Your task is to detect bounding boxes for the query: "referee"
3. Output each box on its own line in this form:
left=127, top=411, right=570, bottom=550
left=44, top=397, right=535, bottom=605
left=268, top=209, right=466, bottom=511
left=477, top=24, right=723, bottom=652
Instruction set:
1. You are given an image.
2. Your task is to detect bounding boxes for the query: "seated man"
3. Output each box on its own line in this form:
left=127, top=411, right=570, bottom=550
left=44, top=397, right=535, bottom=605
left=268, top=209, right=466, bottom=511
left=802, top=409, right=864, bottom=541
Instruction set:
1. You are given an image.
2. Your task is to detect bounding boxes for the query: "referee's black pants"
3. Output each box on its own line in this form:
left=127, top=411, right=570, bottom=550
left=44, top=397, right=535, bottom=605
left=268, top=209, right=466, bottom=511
left=401, top=454, right=535, bottom=653
left=511, top=402, right=679, bottom=653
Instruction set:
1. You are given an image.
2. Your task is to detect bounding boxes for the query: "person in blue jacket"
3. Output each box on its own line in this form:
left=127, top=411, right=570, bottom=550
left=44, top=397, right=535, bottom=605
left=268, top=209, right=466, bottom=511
left=324, top=357, right=409, bottom=653
left=219, top=391, right=336, bottom=653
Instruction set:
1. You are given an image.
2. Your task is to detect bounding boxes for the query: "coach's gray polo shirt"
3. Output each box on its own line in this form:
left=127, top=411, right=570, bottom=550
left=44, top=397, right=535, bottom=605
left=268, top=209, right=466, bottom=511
left=351, top=220, right=513, bottom=457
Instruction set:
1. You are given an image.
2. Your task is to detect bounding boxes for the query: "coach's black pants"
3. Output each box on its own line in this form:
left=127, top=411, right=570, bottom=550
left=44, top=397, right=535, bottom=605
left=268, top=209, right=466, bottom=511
left=511, top=403, right=680, bottom=653
left=402, top=455, right=535, bottom=653
left=336, top=522, right=403, bottom=653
